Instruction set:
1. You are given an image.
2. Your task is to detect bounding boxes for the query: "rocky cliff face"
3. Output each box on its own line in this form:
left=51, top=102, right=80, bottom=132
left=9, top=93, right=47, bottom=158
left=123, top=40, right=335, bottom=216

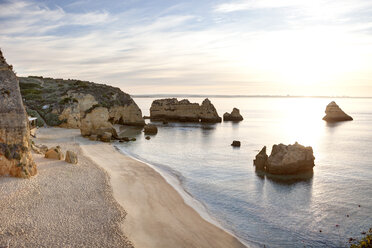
left=150, top=98, right=222, bottom=123
left=254, top=142, right=315, bottom=175
left=19, top=76, right=145, bottom=128
left=322, top=101, right=353, bottom=122
left=0, top=50, right=36, bottom=178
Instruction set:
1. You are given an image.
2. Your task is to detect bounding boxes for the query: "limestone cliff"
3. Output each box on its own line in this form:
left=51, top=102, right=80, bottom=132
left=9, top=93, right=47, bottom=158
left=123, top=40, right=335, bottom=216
left=0, top=50, right=36, bottom=178
left=150, top=98, right=222, bottom=123
left=19, top=76, right=145, bottom=128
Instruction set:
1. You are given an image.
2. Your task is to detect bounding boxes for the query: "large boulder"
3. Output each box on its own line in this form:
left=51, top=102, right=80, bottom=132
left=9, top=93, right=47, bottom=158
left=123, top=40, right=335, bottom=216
left=0, top=49, right=37, bottom=178
left=322, top=101, right=353, bottom=122
left=254, top=142, right=315, bottom=175
left=80, top=107, right=116, bottom=138
left=223, top=108, right=243, bottom=121
left=144, top=124, right=158, bottom=135
left=45, top=146, right=64, bottom=160
left=150, top=98, right=221, bottom=123
left=65, top=150, right=78, bottom=164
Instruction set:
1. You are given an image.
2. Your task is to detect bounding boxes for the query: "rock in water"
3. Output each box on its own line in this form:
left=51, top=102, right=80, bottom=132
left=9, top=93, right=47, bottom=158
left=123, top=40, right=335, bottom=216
left=0, top=49, right=37, bottom=178
left=323, top=101, right=353, bottom=122
left=45, top=146, right=64, bottom=160
left=231, top=141, right=241, bottom=147
left=150, top=98, right=221, bottom=123
left=65, top=150, right=78, bottom=164
left=199, top=98, right=222, bottom=123
left=144, top=124, right=158, bottom=135
left=254, top=142, right=315, bottom=175
left=254, top=146, right=268, bottom=171
left=223, top=108, right=243, bottom=121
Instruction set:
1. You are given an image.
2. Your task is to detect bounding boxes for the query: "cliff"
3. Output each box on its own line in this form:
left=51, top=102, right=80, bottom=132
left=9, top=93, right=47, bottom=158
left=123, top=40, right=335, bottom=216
left=0, top=50, right=36, bottom=178
left=19, top=76, right=145, bottom=128
left=150, top=98, right=222, bottom=123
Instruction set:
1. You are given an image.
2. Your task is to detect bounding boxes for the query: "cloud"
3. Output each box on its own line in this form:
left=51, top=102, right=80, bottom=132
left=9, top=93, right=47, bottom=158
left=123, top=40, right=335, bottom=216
left=1, top=0, right=372, bottom=96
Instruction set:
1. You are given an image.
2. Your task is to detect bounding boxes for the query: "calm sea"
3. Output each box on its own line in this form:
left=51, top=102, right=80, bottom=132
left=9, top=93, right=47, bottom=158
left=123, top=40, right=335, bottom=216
left=116, top=97, right=372, bottom=248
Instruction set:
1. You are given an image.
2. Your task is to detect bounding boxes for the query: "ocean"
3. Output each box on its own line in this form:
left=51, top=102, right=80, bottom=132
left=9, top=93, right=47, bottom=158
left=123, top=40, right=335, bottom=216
left=116, top=97, right=372, bottom=248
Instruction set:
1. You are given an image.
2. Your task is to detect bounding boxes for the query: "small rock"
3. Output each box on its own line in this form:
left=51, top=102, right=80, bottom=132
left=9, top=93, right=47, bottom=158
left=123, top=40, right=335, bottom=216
left=319, top=230, right=322, bottom=233
left=145, top=136, right=151, bottom=140
left=131, top=138, right=136, bottom=141
left=231, top=141, right=241, bottom=147
left=144, top=124, right=158, bottom=135
left=65, top=150, right=78, bottom=164
left=45, top=146, right=64, bottom=160
left=223, top=108, right=243, bottom=121
left=89, top=135, right=98, bottom=141
left=162, top=120, right=168, bottom=124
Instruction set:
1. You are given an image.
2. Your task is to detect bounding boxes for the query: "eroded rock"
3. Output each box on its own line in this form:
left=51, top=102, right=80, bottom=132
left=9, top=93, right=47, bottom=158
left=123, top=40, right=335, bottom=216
left=0, top=49, right=37, bottom=178
left=254, top=142, right=315, bottom=175
left=150, top=98, right=221, bottom=123
left=223, top=108, right=243, bottom=122
left=322, top=101, right=353, bottom=122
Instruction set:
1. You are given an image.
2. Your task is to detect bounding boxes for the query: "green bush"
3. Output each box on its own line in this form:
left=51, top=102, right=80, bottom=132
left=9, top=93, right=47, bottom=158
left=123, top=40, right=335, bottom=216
left=19, top=82, right=41, bottom=89
left=26, top=109, right=45, bottom=127
left=44, top=112, right=63, bottom=126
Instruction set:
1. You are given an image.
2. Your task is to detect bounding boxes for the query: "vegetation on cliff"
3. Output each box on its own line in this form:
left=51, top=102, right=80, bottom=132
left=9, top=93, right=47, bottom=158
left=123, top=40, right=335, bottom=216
left=19, top=76, right=144, bottom=127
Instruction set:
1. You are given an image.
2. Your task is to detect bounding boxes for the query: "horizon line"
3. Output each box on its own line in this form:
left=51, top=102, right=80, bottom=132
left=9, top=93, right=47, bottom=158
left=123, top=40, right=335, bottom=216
left=133, top=94, right=372, bottom=99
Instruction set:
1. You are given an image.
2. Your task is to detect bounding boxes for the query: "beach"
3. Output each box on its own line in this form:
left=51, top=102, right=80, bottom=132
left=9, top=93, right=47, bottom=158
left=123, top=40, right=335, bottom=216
left=0, top=127, right=245, bottom=248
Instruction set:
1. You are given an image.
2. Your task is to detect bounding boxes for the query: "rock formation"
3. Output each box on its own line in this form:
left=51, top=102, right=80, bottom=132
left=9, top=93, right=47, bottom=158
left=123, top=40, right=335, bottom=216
left=254, top=142, right=315, bottom=175
left=19, top=76, right=145, bottom=128
left=223, top=108, right=243, bottom=121
left=150, top=98, right=221, bottom=123
left=322, top=101, right=353, bottom=122
left=0, top=49, right=37, bottom=178
left=144, top=124, right=158, bottom=135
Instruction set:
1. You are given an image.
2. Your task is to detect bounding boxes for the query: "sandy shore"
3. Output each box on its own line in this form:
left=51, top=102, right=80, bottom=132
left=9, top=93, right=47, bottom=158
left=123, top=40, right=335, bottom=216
left=0, top=128, right=133, bottom=248
left=1, top=127, right=246, bottom=248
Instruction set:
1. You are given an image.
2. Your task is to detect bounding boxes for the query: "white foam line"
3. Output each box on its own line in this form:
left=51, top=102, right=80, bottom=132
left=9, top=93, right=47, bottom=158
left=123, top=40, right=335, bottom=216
left=114, top=144, right=251, bottom=248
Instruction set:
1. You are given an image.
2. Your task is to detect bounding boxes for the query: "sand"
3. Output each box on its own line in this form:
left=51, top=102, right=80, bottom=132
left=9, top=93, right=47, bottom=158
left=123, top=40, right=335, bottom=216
left=0, top=127, right=246, bottom=248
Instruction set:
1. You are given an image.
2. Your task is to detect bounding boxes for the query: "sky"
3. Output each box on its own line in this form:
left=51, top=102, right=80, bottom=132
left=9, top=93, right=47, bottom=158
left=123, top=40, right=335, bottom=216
left=1, top=0, right=372, bottom=96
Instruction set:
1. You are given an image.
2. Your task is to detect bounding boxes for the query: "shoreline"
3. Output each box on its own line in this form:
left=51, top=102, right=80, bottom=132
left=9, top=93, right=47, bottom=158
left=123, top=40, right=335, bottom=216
left=115, top=146, right=249, bottom=247
left=75, top=129, right=246, bottom=248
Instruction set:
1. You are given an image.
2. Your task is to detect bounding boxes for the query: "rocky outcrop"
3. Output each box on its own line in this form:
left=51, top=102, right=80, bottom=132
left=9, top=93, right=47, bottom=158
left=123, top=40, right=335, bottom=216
left=254, top=142, right=315, bottom=175
left=150, top=98, right=221, bottom=123
left=144, top=124, right=158, bottom=135
left=19, top=76, right=145, bottom=128
left=65, top=150, right=78, bottom=164
left=223, top=108, right=243, bottom=121
left=80, top=107, right=116, bottom=139
left=322, top=101, right=353, bottom=122
left=0, top=49, right=37, bottom=178
left=45, top=146, right=64, bottom=160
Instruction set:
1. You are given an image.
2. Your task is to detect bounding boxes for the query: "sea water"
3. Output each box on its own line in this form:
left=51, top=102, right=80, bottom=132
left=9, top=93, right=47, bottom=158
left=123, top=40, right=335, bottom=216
left=116, top=97, right=372, bottom=248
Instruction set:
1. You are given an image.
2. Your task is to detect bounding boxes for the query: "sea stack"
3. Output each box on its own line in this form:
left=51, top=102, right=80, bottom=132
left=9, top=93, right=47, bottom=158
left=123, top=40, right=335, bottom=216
left=322, top=101, right=353, bottom=122
left=254, top=142, right=315, bottom=175
left=223, top=108, right=243, bottom=121
left=150, top=98, right=222, bottom=123
left=0, top=50, right=36, bottom=178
